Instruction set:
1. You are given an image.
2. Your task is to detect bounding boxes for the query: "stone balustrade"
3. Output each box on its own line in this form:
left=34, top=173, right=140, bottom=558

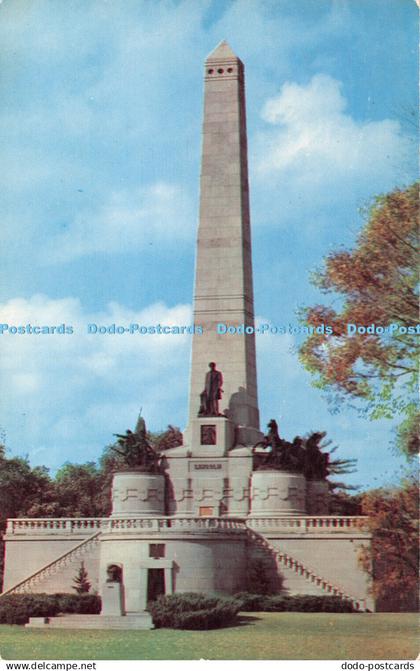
left=107, top=517, right=247, bottom=533
left=5, top=515, right=368, bottom=536
left=6, top=518, right=104, bottom=535
left=246, top=516, right=369, bottom=533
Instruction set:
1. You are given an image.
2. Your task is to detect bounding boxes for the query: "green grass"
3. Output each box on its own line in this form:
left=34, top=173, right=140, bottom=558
left=0, top=613, right=418, bottom=660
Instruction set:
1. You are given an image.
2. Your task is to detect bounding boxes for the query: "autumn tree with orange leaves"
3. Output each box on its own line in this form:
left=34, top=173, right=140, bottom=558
left=358, top=478, right=418, bottom=612
left=299, top=183, right=419, bottom=457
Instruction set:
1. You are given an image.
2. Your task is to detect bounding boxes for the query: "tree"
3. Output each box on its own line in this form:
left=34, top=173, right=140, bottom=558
left=54, top=462, right=107, bottom=517
left=0, top=445, right=57, bottom=520
left=358, top=478, right=418, bottom=612
left=0, top=444, right=58, bottom=589
left=72, top=561, right=91, bottom=594
left=299, top=183, right=419, bottom=457
left=247, top=557, right=278, bottom=595
left=329, top=491, right=362, bottom=516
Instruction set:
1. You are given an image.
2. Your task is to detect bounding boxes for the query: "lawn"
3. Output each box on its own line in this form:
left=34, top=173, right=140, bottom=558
left=0, top=613, right=417, bottom=660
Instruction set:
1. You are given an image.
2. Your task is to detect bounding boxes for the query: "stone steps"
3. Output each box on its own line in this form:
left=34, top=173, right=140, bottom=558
left=250, top=547, right=325, bottom=595
left=3, top=533, right=101, bottom=597
left=248, top=529, right=367, bottom=610
left=26, top=613, right=154, bottom=630
left=275, top=561, right=327, bottom=596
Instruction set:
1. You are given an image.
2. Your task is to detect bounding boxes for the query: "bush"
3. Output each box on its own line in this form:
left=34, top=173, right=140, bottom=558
left=0, top=594, right=59, bottom=624
left=232, top=592, right=268, bottom=611
left=282, top=595, right=357, bottom=612
left=54, top=593, right=101, bottom=614
left=234, top=592, right=357, bottom=613
left=172, top=603, right=239, bottom=630
left=0, top=592, right=101, bottom=625
left=148, top=592, right=241, bottom=629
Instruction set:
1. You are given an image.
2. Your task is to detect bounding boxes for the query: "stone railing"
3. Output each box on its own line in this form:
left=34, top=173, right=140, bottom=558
left=101, top=517, right=247, bottom=534
left=5, top=515, right=368, bottom=536
left=246, top=516, right=369, bottom=533
left=5, top=516, right=247, bottom=536
left=6, top=518, right=104, bottom=535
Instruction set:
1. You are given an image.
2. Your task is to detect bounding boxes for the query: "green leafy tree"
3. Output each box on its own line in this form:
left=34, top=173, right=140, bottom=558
left=0, top=445, right=57, bottom=519
left=54, top=462, right=107, bottom=517
left=299, top=183, right=419, bottom=457
left=0, top=444, right=58, bottom=589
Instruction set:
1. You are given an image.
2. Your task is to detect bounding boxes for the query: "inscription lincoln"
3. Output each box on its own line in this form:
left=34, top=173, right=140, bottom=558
left=194, top=463, right=223, bottom=470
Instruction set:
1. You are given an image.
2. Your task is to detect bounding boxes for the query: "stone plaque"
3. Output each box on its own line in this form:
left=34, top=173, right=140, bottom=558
left=200, top=424, right=216, bottom=445
left=199, top=506, right=214, bottom=517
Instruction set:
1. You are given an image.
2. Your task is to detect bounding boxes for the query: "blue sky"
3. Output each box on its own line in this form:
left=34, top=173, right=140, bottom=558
left=0, top=0, right=417, bottom=489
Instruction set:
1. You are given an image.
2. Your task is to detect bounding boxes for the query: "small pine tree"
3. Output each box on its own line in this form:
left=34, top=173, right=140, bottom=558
left=247, top=558, right=273, bottom=595
left=72, top=561, right=91, bottom=594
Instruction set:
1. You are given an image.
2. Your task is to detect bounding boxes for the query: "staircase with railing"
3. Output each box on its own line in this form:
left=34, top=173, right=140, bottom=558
left=1, top=532, right=102, bottom=597
left=246, top=527, right=369, bottom=611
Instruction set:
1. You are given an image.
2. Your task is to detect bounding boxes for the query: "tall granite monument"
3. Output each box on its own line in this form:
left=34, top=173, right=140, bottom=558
left=188, top=41, right=259, bottom=438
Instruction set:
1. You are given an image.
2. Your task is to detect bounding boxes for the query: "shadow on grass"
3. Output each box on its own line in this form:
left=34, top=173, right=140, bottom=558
left=160, top=615, right=262, bottom=632
left=206, top=615, right=262, bottom=630
left=236, top=615, right=262, bottom=626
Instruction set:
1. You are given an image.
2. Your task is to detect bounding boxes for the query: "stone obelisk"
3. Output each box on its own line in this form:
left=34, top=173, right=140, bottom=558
left=187, top=41, right=260, bottom=444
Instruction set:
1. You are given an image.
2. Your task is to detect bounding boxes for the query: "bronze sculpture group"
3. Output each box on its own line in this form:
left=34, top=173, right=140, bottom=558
left=111, top=411, right=160, bottom=472
left=252, top=420, right=330, bottom=480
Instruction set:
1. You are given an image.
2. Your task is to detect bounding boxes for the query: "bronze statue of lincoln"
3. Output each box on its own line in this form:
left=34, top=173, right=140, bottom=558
left=199, top=362, right=223, bottom=416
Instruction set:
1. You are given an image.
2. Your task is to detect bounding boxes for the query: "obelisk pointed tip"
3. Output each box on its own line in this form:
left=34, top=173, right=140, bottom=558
left=206, top=40, right=241, bottom=62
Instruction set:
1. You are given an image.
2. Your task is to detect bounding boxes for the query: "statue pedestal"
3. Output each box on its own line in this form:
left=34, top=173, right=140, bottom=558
left=183, top=416, right=235, bottom=457
left=111, top=471, right=165, bottom=517
left=101, top=582, right=124, bottom=616
left=306, top=480, right=330, bottom=514
left=250, top=470, right=307, bottom=516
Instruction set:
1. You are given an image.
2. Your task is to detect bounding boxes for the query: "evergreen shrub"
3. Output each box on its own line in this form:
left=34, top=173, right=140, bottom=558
left=148, top=592, right=240, bottom=629
left=0, top=592, right=101, bottom=624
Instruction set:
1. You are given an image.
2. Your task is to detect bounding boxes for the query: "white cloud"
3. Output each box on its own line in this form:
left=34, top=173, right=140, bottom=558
left=41, top=182, right=195, bottom=263
left=0, top=294, right=193, bottom=386
left=253, top=74, right=411, bottom=219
